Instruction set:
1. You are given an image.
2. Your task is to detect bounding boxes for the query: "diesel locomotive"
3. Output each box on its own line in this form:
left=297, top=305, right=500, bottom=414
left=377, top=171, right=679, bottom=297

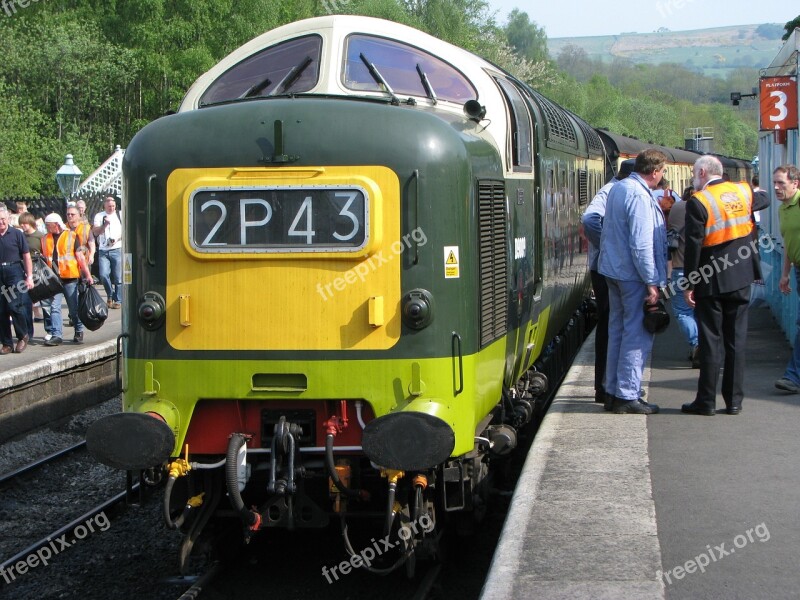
left=87, top=14, right=634, bottom=572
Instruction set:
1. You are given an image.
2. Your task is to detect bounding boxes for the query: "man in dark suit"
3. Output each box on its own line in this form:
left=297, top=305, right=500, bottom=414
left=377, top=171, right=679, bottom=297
left=681, top=155, right=768, bottom=415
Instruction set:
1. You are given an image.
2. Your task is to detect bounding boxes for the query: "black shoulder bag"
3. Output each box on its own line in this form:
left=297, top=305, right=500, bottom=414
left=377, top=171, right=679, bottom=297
left=28, top=252, right=65, bottom=303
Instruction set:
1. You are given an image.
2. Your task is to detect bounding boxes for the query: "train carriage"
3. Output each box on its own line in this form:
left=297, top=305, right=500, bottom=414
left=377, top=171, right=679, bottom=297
left=88, top=15, right=603, bottom=571
left=598, top=128, right=753, bottom=194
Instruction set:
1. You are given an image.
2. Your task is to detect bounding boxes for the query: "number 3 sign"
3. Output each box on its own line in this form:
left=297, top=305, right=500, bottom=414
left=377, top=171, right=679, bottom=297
left=760, top=76, right=798, bottom=131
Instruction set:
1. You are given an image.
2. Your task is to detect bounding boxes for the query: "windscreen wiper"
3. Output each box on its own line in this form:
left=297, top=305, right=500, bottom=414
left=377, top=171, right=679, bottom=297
left=416, top=64, right=437, bottom=105
left=239, top=77, right=272, bottom=99
left=359, top=53, right=400, bottom=105
left=268, top=56, right=313, bottom=96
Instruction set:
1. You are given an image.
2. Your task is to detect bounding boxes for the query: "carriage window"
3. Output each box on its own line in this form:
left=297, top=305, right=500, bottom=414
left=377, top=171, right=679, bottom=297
left=495, top=78, right=532, bottom=172
left=343, top=35, right=476, bottom=103
left=546, top=169, right=555, bottom=213
left=199, top=35, right=322, bottom=106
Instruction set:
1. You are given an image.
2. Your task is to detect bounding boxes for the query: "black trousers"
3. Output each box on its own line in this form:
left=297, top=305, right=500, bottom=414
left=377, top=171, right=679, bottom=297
left=591, top=270, right=609, bottom=395
left=694, top=286, right=750, bottom=409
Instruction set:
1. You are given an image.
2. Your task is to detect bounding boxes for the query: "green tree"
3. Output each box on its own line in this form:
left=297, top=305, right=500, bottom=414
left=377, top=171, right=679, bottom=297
left=0, top=0, right=764, bottom=196
left=503, top=9, right=548, bottom=63
left=709, top=104, right=758, bottom=158
left=555, top=44, right=596, bottom=81
left=782, top=15, right=800, bottom=40
left=401, top=0, right=495, bottom=52
left=0, top=15, right=133, bottom=189
left=0, top=82, right=98, bottom=197
left=0, top=87, right=50, bottom=196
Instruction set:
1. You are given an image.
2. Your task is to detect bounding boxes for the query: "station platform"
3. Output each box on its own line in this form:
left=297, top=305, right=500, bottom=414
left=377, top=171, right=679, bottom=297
left=481, top=303, right=799, bottom=599
left=0, top=301, right=122, bottom=441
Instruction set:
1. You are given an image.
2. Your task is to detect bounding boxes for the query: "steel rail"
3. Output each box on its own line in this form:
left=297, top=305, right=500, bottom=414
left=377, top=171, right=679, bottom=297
left=0, top=483, right=137, bottom=573
left=0, top=440, right=87, bottom=486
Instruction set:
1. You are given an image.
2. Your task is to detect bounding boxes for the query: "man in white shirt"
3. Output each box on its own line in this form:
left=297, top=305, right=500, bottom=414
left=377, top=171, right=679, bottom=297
left=92, top=196, right=123, bottom=308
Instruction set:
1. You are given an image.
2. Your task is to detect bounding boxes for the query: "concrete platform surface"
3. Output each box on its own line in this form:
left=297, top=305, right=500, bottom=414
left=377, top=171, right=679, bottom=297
left=0, top=301, right=122, bottom=440
left=482, top=305, right=799, bottom=600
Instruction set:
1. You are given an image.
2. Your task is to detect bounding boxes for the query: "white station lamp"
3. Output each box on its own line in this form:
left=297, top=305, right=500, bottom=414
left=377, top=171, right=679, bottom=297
left=56, top=154, right=83, bottom=208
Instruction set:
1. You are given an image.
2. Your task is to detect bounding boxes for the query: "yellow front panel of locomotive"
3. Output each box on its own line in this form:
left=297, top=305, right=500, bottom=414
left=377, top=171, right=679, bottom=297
left=165, top=166, right=401, bottom=350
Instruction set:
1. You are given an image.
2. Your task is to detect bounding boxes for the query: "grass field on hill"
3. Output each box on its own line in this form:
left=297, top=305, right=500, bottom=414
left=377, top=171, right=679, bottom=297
left=547, top=24, right=785, bottom=77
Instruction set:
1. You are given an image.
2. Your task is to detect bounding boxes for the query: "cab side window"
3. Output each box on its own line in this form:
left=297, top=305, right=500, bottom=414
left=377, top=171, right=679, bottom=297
left=494, top=78, right=532, bottom=172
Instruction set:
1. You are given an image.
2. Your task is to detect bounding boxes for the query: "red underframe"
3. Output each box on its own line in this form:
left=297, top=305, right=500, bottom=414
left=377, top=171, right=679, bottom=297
left=183, top=399, right=375, bottom=454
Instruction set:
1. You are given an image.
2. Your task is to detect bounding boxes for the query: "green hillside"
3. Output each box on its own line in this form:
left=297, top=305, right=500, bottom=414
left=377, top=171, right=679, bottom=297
left=547, top=24, right=786, bottom=77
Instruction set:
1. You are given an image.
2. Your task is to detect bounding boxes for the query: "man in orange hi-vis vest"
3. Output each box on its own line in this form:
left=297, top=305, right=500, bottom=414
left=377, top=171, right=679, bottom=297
left=41, top=212, right=93, bottom=346
left=681, top=155, right=769, bottom=416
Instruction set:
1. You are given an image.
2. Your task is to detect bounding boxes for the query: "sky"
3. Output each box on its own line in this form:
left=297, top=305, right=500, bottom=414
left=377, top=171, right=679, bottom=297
left=486, top=0, right=798, bottom=39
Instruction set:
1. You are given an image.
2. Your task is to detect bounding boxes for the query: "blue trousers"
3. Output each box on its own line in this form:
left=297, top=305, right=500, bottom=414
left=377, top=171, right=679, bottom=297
left=670, top=268, right=698, bottom=349
left=50, top=280, right=83, bottom=337
left=782, top=266, right=800, bottom=385
left=605, top=278, right=654, bottom=401
left=98, top=248, right=122, bottom=303
left=0, top=262, right=31, bottom=346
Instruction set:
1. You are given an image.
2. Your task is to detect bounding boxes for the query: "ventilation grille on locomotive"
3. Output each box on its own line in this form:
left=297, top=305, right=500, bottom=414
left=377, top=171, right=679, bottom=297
left=526, top=89, right=577, bottom=149
left=478, top=181, right=508, bottom=347
left=572, top=114, right=605, bottom=157
left=578, top=169, right=589, bottom=205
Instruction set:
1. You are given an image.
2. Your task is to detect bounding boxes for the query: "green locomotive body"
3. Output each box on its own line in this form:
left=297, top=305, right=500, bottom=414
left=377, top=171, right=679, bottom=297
left=88, top=15, right=603, bottom=570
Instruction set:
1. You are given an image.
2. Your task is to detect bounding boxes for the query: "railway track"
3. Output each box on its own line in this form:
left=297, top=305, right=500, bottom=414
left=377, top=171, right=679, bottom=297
left=0, top=440, right=87, bottom=486
left=174, top=562, right=223, bottom=600
left=0, top=485, right=136, bottom=576
left=0, top=436, right=143, bottom=575
left=0, top=434, right=124, bottom=562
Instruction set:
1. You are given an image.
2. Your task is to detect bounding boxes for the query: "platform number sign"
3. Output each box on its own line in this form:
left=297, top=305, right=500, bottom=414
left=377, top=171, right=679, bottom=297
left=759, top=76, right=798, bottom=131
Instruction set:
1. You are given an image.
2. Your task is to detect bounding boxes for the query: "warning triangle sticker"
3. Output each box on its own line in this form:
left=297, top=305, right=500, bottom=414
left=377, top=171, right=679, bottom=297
left=446, top=250, right=458, bottom=264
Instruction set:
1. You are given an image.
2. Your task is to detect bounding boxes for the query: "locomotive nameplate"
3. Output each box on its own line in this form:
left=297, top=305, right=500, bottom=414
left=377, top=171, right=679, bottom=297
left=166, top=165, right=400, bottom=350
left=189, top=185, right=369, bottom=253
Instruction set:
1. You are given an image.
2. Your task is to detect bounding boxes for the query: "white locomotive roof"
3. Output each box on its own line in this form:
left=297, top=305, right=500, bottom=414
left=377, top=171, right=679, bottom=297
left=179, top=15, right=503, bottom=113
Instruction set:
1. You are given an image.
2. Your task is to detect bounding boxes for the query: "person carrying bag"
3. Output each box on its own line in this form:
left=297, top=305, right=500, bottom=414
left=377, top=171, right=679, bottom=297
left=42, top=212, right=94, bottom=345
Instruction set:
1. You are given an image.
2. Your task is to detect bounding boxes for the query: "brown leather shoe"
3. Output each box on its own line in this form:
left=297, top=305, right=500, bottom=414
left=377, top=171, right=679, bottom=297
left=14, top=335, right=29, bottom=353
left=0, top=345, right=12, bottom=355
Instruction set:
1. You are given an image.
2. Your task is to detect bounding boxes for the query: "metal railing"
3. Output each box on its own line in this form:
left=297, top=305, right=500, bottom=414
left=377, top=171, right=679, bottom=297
left=77, top=145, right=125, bottom=197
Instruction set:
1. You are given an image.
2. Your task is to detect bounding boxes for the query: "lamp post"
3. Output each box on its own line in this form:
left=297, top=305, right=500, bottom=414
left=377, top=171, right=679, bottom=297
left=730, top=87, right=758, bottom=106
left=56, top=154, right=82, bottom=210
